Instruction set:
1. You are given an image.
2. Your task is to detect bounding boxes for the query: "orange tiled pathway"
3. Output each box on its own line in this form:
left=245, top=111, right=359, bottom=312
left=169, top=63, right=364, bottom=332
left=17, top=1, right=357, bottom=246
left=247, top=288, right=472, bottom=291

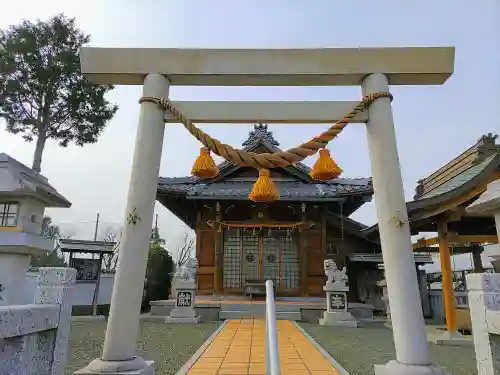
left=186, top=319, right=340, bottom=375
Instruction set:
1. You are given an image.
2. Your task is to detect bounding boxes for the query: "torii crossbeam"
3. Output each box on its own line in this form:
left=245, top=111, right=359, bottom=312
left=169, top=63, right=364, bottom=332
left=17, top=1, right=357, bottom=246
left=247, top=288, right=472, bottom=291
left=76, top=46, right=455, bottom=375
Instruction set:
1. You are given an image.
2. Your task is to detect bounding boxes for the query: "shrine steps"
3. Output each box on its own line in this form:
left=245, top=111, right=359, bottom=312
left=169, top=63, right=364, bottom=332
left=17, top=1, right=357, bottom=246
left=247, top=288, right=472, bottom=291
left=219, top=311, right=302, bottom=320
left=148, top=298, right=376, bottom=323
left=218, top=302, right=302, bottom=320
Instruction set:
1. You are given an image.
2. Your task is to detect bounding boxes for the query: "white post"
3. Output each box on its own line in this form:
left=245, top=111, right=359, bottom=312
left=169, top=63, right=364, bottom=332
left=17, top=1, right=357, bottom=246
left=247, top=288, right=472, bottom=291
left=76, top=73, right=169, bottom=374
left=265, top=280, right=280, bottom=375
left=362, top=74, right=442, bottom=374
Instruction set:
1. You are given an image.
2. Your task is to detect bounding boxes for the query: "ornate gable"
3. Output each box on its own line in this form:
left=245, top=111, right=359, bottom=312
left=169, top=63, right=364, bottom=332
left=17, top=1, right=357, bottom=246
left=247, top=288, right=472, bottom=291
left=214, top=123, right=312, bottom=182
left=242, top=123, right=280, bottom=147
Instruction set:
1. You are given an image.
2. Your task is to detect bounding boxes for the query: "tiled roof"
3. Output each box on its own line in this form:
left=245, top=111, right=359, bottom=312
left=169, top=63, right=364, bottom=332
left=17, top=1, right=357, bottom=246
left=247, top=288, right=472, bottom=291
left=0, top=153, right=71, bottom=207
left=158, top=179, right=372, bottom=200
left=417, top=155, right=497, bottom=199
left=360, top=141, right=500, bottom=237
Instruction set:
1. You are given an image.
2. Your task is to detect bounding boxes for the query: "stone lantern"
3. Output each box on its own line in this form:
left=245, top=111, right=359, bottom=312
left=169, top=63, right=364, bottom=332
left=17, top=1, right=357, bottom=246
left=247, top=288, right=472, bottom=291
left=0, top=153, right=71, bottom=305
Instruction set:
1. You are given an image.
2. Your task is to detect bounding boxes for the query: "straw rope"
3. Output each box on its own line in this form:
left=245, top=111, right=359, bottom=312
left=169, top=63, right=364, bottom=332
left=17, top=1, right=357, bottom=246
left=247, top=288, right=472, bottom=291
left=139, top=92, right=392, bottom=169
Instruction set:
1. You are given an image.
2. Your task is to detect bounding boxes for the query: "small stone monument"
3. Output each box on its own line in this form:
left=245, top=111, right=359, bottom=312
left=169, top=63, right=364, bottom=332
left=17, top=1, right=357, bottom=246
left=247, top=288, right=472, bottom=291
left=166, top=258, right=200, bottom=324
left=377, top=278, right=391, bottom=328
left=319, top=260, right=358, bottom=327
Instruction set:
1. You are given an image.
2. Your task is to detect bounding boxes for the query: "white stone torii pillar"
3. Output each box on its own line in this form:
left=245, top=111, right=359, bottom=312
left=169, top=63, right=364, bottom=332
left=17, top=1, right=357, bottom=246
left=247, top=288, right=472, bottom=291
left=77, top=47, right=455, bottom=375
left=363, top=74, right=443, bottom=375
left=75, top=73, right=169, bottom=375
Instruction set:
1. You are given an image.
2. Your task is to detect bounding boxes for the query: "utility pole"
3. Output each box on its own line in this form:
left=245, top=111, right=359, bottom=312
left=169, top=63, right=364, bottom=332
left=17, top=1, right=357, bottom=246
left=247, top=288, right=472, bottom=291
left=154, top=213, right=158, bottom=229
left=93, top=213, right=100, bottom=241
left=92, top=212, right=102, bottom=317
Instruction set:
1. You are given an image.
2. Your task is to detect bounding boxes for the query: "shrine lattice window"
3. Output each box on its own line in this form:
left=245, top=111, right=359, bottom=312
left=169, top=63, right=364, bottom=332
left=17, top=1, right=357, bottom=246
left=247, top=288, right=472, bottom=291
left=242, top=229, right=259, bottom=286
left=279, top=231, right=300, bottom=290
left=223, top=228, right=241, bottom=289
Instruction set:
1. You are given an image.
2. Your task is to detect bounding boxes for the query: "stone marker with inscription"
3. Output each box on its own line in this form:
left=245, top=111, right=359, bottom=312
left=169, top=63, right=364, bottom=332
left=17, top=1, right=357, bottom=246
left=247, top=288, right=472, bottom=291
left=319, top=260, right=358, bottom=327
left=166, top=258, right=200, bottom=324
left=467, top=273, right=500, bottom=375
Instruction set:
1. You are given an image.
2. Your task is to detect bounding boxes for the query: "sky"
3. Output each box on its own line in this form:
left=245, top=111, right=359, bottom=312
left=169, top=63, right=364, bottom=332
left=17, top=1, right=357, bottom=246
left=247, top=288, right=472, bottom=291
left=1, top=0, right=499, bottom=262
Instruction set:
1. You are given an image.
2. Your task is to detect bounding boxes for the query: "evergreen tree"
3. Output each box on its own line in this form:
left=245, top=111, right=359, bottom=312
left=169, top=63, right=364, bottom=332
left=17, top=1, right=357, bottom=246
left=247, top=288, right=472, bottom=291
left=142, top=228, right=174, bottom=312
left=0, top=14, right=118, bottom=172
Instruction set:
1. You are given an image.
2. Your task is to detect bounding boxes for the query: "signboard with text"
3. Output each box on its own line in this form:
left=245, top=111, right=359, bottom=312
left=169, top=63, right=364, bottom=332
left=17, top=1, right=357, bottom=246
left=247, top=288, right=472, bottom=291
left=70, top=258, right=100, bottom=281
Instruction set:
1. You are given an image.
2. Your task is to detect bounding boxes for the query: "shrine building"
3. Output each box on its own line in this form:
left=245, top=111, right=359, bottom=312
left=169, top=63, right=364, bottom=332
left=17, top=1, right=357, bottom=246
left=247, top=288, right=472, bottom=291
left=156, top=124, right=431, bottom=308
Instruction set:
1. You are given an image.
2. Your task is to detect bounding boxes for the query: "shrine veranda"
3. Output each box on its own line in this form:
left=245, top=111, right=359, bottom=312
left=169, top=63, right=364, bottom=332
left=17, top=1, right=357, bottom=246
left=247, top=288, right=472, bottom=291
left=76, top=46, right=456, bottom=375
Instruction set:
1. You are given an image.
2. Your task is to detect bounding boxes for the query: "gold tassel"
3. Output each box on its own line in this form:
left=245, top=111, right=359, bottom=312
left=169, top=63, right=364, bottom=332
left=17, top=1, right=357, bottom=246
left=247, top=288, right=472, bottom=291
left=191, top=147, right=219, bottom=179
left=309, top=148, right=343, bottom=181
left=249, top=169, right=280, bottom=202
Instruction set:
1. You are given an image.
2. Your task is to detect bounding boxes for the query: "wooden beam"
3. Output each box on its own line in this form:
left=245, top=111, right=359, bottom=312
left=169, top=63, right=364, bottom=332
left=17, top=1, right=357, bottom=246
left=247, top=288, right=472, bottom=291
left=165, top=101, right=367, bottom=124
left=449, top=234, right=498, bottom=244
left=413, top=245, right=482, bottom=254
left=438, top=219, right=458, bottom=333
left=413, top=238, right=439, bottom=249
left=413, top=234, right=498, bottom=249
left=80, top=47, right=455, bottom=86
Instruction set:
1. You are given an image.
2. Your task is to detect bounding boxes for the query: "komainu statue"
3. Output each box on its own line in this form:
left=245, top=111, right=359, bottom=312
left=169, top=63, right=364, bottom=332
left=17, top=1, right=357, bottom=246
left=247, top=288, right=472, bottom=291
left=173, top=258, right=198, bottom=282
left=324, top=260, right=347, bottom=285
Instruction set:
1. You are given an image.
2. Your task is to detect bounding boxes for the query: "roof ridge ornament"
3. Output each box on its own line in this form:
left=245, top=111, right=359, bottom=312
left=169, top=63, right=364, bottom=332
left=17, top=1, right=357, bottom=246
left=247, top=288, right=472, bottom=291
left=242, top=123, right=280, bottom=147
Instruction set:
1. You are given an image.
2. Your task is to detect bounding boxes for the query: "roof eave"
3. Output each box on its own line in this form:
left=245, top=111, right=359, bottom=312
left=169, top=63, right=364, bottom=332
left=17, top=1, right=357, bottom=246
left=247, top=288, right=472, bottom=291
left=185, top=195, right=346, bottom=202
left=408, top=153, right=500, bottom=213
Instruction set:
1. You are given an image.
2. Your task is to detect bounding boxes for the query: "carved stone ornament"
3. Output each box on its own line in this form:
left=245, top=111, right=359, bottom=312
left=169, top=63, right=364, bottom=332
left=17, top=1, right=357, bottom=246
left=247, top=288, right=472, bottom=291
left=173, top=258, right=198, bottom=282
left=324, top=260, right=347, bottom=285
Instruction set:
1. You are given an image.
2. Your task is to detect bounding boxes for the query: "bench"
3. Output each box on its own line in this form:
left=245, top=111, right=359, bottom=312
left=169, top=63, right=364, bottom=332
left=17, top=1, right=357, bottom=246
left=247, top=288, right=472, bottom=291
left=244, top=279, right=268, bottom=300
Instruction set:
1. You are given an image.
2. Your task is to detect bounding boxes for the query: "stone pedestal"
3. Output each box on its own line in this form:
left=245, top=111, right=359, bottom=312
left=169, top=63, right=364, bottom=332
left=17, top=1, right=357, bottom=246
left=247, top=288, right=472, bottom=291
left=319, top=282, right=357, bottom=328
left=0, top=231, right=54, bottom=306
left=434, top=330, right=471, bottom=347
left=75, top=359, right=155, bottom=375
left=0, top=252, right=32, bottom=306
left=165, top=279, right=200, bottom=324
left=374, top=360, right=446, bottom=375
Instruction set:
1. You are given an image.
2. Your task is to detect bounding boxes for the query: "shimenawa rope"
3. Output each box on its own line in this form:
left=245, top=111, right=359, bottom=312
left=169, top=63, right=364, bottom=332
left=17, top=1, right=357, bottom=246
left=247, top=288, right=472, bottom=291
left=138, top=92, right=393, bottom=170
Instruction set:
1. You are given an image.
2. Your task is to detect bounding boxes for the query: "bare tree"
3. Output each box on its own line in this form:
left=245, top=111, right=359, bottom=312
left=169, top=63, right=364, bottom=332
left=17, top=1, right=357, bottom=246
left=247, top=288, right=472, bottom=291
left=176, top=231, right=195, bottom=268
left=102, top=226, right=121, bottom=272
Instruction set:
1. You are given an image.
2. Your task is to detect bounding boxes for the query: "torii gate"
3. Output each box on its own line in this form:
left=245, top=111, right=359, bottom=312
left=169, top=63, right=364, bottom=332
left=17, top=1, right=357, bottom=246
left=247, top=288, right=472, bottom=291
left=76, top=46, right=455, bottom=375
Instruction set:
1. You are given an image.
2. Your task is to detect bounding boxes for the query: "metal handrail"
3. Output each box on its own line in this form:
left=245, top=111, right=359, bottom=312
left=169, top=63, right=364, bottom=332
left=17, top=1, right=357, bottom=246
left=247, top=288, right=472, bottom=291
left=265, top=280, right=280, bottom=375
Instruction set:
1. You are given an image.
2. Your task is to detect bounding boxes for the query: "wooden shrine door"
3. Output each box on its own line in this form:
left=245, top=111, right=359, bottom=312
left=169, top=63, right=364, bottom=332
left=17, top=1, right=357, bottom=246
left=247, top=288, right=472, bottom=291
left=266, top=230, right=300, bottom=293
left=222, top=228, right=300, bottom=294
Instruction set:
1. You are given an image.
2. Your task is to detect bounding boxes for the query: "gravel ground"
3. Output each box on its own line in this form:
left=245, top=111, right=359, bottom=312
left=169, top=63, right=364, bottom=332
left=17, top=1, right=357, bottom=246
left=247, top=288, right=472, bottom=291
left=300, top=323, right=477, bottom=375
left=65, top=320, right=220, bottom=375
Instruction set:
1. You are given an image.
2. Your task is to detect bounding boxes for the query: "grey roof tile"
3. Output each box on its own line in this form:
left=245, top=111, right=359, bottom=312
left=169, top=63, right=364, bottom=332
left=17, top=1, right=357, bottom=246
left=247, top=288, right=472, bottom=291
left=158, top=180, right=372, bottom=200
left=0, top=153, right=71, bottom=207
left=418, top=155, right=497, bottom=199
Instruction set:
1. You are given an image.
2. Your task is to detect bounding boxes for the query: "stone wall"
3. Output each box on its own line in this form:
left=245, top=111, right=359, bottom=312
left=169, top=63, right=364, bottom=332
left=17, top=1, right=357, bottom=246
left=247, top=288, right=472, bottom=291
left=0, top=268, right=76, bottom=375
left=23, top=270, right=115, bottom=306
